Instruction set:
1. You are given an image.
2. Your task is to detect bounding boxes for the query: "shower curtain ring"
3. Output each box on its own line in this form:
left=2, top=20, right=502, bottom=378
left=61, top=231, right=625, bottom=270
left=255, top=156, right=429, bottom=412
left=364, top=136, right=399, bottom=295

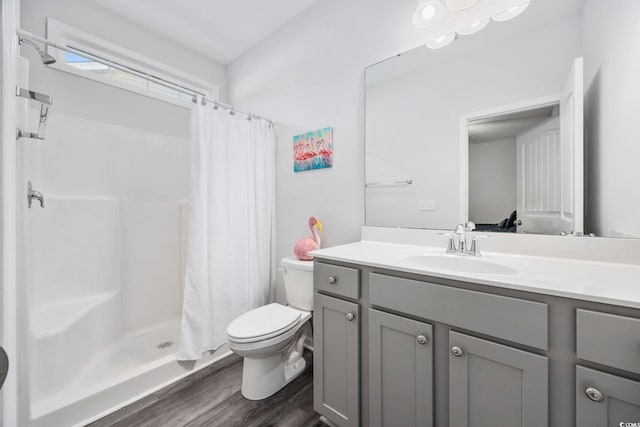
left=201, top=97, right=206, bottom=106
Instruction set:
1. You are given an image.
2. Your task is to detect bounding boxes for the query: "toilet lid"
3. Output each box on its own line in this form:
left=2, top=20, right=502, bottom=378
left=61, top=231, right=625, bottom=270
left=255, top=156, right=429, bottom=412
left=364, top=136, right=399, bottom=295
left=227, top=303, right=302, bottom=343
left=281, top=256, right=313, bottom=271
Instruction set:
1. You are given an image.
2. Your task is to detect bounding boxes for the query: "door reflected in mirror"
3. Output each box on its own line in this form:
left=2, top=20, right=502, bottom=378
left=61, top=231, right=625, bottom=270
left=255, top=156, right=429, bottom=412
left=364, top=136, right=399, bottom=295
left=464, top=57, right=584, bottom=236
left=468, top=104, right=567, bottom=234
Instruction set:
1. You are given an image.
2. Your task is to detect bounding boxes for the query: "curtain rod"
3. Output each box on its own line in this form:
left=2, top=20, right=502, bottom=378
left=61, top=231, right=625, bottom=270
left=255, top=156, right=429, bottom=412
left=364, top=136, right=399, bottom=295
left=16, top=28, right=276, bottom=126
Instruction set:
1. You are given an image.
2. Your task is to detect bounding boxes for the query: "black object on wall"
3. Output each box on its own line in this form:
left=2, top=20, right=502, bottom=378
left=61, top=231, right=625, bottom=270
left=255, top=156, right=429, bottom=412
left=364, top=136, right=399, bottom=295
left=0, top=346, right=8, bottom=389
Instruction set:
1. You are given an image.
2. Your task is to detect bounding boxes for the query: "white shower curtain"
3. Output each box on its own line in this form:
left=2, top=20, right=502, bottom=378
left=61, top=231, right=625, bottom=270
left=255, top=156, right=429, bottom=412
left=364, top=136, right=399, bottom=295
left=178, top=100, right=275, bottom=361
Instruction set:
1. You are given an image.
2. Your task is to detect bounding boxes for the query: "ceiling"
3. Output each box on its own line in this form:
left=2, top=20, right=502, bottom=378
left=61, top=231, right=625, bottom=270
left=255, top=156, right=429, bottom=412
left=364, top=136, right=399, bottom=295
left=87, top=0, right=319, bottom=64
left=469, top=105, right=558, bottom=143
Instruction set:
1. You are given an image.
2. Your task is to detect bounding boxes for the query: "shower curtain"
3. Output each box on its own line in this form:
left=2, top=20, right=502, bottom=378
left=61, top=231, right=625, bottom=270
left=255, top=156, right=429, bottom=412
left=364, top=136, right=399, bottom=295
left=179, top=100, right=275, bottom=360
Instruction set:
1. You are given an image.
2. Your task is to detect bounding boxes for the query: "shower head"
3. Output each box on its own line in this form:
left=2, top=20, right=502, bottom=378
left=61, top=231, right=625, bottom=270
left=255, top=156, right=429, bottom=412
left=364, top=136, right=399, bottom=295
left=19, top=37, right=56, bottom=65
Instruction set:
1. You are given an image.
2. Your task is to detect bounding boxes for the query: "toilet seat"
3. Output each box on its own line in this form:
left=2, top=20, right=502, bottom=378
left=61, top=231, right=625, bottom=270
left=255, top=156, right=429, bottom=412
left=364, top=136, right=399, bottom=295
left=227, top=303, right=303, bottom=344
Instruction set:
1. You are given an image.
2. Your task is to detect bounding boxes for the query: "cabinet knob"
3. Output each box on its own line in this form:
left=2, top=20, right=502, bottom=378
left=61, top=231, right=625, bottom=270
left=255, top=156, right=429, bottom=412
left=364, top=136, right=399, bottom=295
left=585, top=387, right=604, bottom=402
left=328, top=276, right=337, bottom=285
left=417, top=335, right=428, bottom=345
left=346, top=313, right=355, bottom=321
left=451, top=346, right=463, bottom=357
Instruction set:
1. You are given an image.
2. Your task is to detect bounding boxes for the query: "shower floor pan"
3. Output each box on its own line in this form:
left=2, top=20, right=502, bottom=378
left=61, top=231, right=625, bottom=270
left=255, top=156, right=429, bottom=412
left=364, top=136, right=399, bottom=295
left=30, top=320, right=230, bottom=427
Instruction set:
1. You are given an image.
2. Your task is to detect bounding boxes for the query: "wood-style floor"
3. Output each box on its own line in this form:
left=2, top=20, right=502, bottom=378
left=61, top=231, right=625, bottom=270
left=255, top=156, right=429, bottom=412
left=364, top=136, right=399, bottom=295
left=90, top=352, right=321, bottom=427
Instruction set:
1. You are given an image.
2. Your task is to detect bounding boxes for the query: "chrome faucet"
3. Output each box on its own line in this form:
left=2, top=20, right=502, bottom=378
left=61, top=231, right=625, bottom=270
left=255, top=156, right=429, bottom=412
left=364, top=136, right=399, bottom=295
left=27, top=181, right=44, bottom=208
left=440, top=222, right=487, bottom=256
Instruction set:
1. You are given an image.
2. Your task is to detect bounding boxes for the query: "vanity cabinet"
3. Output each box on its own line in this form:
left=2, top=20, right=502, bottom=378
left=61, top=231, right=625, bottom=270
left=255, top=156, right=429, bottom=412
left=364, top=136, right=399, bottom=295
left=368, top=309, right=433, bottom=427
left=448, top=331, right=548, bottom=427
left=313, top=258, right=640, bottom=427
left=368, top=273, right=548, bottom=427
left=313, top=292, right=360, bottom=427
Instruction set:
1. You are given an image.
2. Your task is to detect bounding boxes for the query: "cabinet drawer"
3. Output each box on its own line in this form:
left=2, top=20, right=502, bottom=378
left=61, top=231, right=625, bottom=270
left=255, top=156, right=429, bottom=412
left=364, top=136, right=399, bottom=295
left=370, top=273, right=548, bottom=350
left=314, top=262, right=360, bottom=299
left=577, top=309, right=640, bottom=375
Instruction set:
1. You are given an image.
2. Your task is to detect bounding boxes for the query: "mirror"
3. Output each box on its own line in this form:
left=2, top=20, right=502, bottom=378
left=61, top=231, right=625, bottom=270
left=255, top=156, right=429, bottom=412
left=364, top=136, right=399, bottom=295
left=365, top=0, right=640, bottom=238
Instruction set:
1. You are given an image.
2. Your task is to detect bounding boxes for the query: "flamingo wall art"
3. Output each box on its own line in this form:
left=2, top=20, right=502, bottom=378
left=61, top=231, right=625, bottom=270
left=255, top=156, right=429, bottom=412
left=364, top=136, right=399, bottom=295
left=293, top=127, right=333, bottom=172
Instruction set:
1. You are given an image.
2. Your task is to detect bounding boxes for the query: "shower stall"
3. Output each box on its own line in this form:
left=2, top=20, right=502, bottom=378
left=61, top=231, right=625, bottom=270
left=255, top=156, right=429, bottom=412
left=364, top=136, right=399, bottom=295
left=2, top=8, right=231, bottom=426
left=24, top=111, right=228, bottom=427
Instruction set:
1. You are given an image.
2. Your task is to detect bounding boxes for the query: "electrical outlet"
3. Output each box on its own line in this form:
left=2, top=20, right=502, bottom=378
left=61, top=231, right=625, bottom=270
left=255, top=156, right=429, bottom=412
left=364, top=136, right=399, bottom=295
left=419, top=199, right=436, bottom=211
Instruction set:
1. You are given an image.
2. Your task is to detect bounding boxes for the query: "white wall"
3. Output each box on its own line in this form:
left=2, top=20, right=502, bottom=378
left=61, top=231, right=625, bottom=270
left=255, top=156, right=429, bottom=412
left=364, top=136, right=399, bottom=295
left=469, top=138, right=516, bottom=224
left=583, top=0, right=640, bottom=238
left=20, top=0, right=227, bottom=138
left=228, top=0, right=422, bottom=302
left=227, top=0, right=583, bottom=302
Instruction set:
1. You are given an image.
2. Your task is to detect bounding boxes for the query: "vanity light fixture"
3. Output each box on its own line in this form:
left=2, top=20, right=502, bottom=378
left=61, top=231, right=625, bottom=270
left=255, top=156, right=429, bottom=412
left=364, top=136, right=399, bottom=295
left=492, top=1, right=531, bottom=22
left=456, top=18, right=490, bottom=36
left=424, top=1, right=533, bottom=49
left=413, top=0, right=445, bottom=28
left=426, top=32, right=457, bottom=49
left=445, top=0, right=480, bottom=11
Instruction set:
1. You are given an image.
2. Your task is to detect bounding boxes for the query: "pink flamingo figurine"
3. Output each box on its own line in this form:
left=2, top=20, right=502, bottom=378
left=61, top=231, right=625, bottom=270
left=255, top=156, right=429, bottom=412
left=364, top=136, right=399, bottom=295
left=294, top=217, right=323, bottom=260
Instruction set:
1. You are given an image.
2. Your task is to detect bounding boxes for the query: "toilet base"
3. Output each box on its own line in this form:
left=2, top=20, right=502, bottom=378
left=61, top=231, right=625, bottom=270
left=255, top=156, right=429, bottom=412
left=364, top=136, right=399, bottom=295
left=240, top=352, right=307, bottom=400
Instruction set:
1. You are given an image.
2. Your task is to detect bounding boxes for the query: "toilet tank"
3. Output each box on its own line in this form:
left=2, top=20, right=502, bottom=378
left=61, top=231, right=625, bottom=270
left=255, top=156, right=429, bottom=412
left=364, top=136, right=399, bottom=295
left=282, top=256, right=314, bottom=311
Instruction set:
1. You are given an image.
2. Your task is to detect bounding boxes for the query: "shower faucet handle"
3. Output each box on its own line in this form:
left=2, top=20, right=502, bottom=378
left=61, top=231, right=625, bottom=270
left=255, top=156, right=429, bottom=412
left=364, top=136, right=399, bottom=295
left=27, top=181, right=44, bottom=208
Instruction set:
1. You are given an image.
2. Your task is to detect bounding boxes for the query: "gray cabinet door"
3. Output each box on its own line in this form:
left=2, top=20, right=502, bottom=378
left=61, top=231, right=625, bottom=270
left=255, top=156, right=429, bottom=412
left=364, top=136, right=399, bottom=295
left=577, top=365, right=640, bottom=427
left=369, top=309, right=433, bottom=427
left=449, top=331, right=548, bottom=427
left=313, top=293, right=359, bottom=427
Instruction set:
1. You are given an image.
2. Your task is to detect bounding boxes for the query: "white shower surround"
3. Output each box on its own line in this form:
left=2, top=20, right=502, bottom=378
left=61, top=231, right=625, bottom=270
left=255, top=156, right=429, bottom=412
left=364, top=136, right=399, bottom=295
left=24, top=114, right=229, bottom=426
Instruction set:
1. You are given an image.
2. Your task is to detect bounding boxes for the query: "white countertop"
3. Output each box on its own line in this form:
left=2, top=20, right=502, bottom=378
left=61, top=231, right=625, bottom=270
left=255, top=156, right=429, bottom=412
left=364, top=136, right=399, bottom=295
left=311, top=240, right=640, bottom=309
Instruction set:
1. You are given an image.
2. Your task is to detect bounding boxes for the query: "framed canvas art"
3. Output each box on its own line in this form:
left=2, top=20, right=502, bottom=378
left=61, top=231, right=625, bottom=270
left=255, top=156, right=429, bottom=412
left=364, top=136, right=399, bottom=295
left=293, top=127, right=333, bottom=172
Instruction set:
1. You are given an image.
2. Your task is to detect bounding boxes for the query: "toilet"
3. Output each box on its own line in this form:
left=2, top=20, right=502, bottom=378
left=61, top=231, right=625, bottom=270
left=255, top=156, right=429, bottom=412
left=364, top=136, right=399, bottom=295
left=226, top=256, right=313, bottom=400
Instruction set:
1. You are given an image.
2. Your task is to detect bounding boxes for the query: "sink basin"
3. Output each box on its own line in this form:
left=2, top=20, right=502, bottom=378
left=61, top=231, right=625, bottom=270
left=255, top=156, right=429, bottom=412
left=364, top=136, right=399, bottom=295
left=403, top=254, right=518, bottom=275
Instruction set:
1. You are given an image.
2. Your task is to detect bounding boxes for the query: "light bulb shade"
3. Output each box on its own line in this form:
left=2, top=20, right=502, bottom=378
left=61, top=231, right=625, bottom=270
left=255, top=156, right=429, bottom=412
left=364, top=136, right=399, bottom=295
left=426, top=32, right=457, bottom=49
left=413, top=0, right=445, bottom=28
left=492, top=2, right=530, bottom=22
left=456, top=18, right=490, bottom=36
left=445, top=0, right=480, bottom=11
